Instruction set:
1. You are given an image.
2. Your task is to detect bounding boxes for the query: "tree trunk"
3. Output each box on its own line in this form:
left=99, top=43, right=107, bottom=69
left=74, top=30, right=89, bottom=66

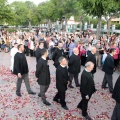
left=65, top=16, right=67, bottom=31
left=97, top=17, right=101, bottom=39
left=28, top=20, right=32, bottom=30
left=107, top=19, right=111, bottom=35
left=48, top=19, right=50, bottom=29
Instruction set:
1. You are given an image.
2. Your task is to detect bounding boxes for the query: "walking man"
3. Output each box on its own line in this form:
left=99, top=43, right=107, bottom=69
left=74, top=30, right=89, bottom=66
left=36, top=48, right=51, bottom=106
left=102, top=48, right=116, bottom=93
left=111, top=75, right=120, bottom=120
left=77, top=62, right=96, bottom=120
left=53, top=57, right=70, bottom=110
left=13, top=44, right=36, bottom=97
left=52, top=42, right=66, bottom=68
left=68, top=48, right=81, bottom=88
left=86, top=47, right=97, bottom=76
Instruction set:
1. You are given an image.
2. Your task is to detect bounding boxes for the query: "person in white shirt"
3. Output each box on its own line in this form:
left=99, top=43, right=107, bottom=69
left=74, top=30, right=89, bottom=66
left=10, top=43, right=18, bottom=72
left=29, top=39, right=35, bottom=57
left=102, top=49, right=108, bottom=65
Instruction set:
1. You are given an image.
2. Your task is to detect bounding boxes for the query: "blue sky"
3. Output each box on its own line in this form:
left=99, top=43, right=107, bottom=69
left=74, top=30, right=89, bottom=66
left=8, top=0, right=47, bottom=5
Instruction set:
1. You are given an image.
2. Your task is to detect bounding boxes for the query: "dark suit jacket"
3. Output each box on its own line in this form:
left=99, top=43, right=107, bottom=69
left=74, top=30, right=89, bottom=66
left=80, top=70, right=96, bottom=96
left=13, top=52, right=28, bottom=75
left=35, top=47, right=43, bottom=63
left=112, top=76, right=120, bottom=103
left=56, top=65, right=69, bottom=92
left=52, top=48, right=66, bottom=68
left=86, top=52, right=96, bottom=74
left=102, top=54, right=115, bottom=74
left=68, top=53, right=81, bottom=74
left=36, top=58, right=50, bottom=86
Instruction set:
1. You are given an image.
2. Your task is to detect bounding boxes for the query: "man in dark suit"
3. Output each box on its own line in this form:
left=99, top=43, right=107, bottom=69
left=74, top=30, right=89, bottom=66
left=102, top=48, right=116, bottom=93
left=35, top=48, right=51, bottom=106
left=77, top=62, right=96, bottom=120
left=52, top=42, right=66, bottom=68
left=53, top=57, right=70, bottom=110
left=13, top=44, right=36, bottom=97
left=86, top=47, right=97, bottom=75
left=111, top=75, right=120, bottom=120
left=35, top=41, right=44, bottom=63
left=68, top=48, right=81, bottom=88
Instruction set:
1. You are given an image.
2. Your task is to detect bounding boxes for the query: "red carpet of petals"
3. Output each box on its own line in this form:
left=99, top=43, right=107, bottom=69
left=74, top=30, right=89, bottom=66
left=0, top=64, right=116, bottom=120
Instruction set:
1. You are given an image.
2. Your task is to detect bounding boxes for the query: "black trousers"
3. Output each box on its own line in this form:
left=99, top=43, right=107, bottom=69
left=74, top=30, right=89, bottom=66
left=77, top=94, right=92, bottom=117
left=102, top=73, right=113, bottom=92
left=54, top=90, right=66, bottom=107
left=114, top=59, right=119, bottom=68
left=81, top=56, right=86, bottom=66
left=30, top=49, right=34, bottom=57
left=111, top=102, right=120, bottom=120
left=69, top=73, right=79, bottom=86
left=24, top=46, right=29, bottom=56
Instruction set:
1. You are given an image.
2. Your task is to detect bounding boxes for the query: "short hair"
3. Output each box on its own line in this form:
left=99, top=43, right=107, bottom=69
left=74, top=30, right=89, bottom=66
left=109, top=48, right=115, bottom=53
left=41, top=48, right=47, bottom=55
left=58, top=41, right=62, bottom=44
left=58, top=56, right=66, bottom=63
left=39, top=41, right=44, bottom=45
left=14, top=43, right=18, bottom=45
left=85, top=62, right=94, bottom=68
left=18, top=44, right=23, bottom=50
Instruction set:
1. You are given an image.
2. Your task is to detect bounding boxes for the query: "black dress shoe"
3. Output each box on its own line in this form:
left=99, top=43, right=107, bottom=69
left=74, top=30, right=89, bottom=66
left=28, top=91, right=36, bottom=95
left=76, top=84, right=80, bottom=87
left=53, top=99, right=60, bottom=103
left=68, top=85, right=74, bottom=88
left=16, top=93, right=22, bottom=97
left=38, top=93, right=41, bottom=97
left=62, top=106, right=69, bottom=110
left=77, top=106, right=82, bottom=110
left=110, top=91, right=113, bottom=94
left=102, top=86, right=108, bottom=89
left=84, top=115, right=92, bottom=120
left=43, top=101, right=51, bottom=106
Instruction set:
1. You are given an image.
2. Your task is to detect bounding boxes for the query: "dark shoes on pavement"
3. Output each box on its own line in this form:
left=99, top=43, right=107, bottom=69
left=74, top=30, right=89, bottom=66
left=16, top=91, right=36, bottom=97
left=84, top=115, right=92, bottom=120
left=77, top=106, right=82, bottom=110
left=69, top=84, right=80, bottom=88
left=38, top=93, right=41, bottom=97
left=76, top=84, right=80, bottom=87
left=16, top=93, right=22, bottom=97
left=28, top=91, right=36, bottom=95
left=68, top=85, right=74, bottom=88
left=101, top=86, right=108, bottom=89
left=43, top=101, right=51, bottom=106
left=53, top=99, right=60, bottom=103
left=62, top=105, right=69, bottom=110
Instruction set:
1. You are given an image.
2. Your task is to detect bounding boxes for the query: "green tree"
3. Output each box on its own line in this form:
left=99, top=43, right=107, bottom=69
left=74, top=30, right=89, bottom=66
left=0, top=0, right=13, bottom=25
left=104, top=0, right=120, bottom=34
left=51, top=0, right=76, bottom=30
left=78, top=0, right=119, bottom=38
left=10, top=1, right=38, bottom=27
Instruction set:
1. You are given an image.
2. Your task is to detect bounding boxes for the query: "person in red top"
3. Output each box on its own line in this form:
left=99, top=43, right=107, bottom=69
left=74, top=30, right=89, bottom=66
left=111, top=42, right=119, bottom=68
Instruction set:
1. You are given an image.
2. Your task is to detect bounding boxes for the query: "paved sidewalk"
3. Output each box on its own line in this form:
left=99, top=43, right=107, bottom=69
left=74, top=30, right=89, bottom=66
left=0, top=52, right=119, bottom=120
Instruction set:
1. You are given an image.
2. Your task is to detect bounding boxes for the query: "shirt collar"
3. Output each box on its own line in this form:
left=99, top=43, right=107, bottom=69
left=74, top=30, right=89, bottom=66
left=18, top=51, right=22, bottom=53
left=74, top=53, right=78, bottom=56
left=110, top=54, right=113, bottom=56
left=85, top=68, right=89, bottom=72
left=42, top=56, right=46, bottom=60
left=60, top=64, right=66, bottom=68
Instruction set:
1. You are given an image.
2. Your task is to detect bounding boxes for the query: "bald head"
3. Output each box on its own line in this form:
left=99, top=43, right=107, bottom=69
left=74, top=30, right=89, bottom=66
left=85, top=62, right=94, bottom=72
left=91, top=47, right=97, bottom=54
left=73, top=48, right=79, bottom=55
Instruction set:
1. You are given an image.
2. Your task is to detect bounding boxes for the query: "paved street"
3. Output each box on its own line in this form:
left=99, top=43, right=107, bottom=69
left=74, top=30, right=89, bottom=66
left=0, top=52, right=119, bottom=120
